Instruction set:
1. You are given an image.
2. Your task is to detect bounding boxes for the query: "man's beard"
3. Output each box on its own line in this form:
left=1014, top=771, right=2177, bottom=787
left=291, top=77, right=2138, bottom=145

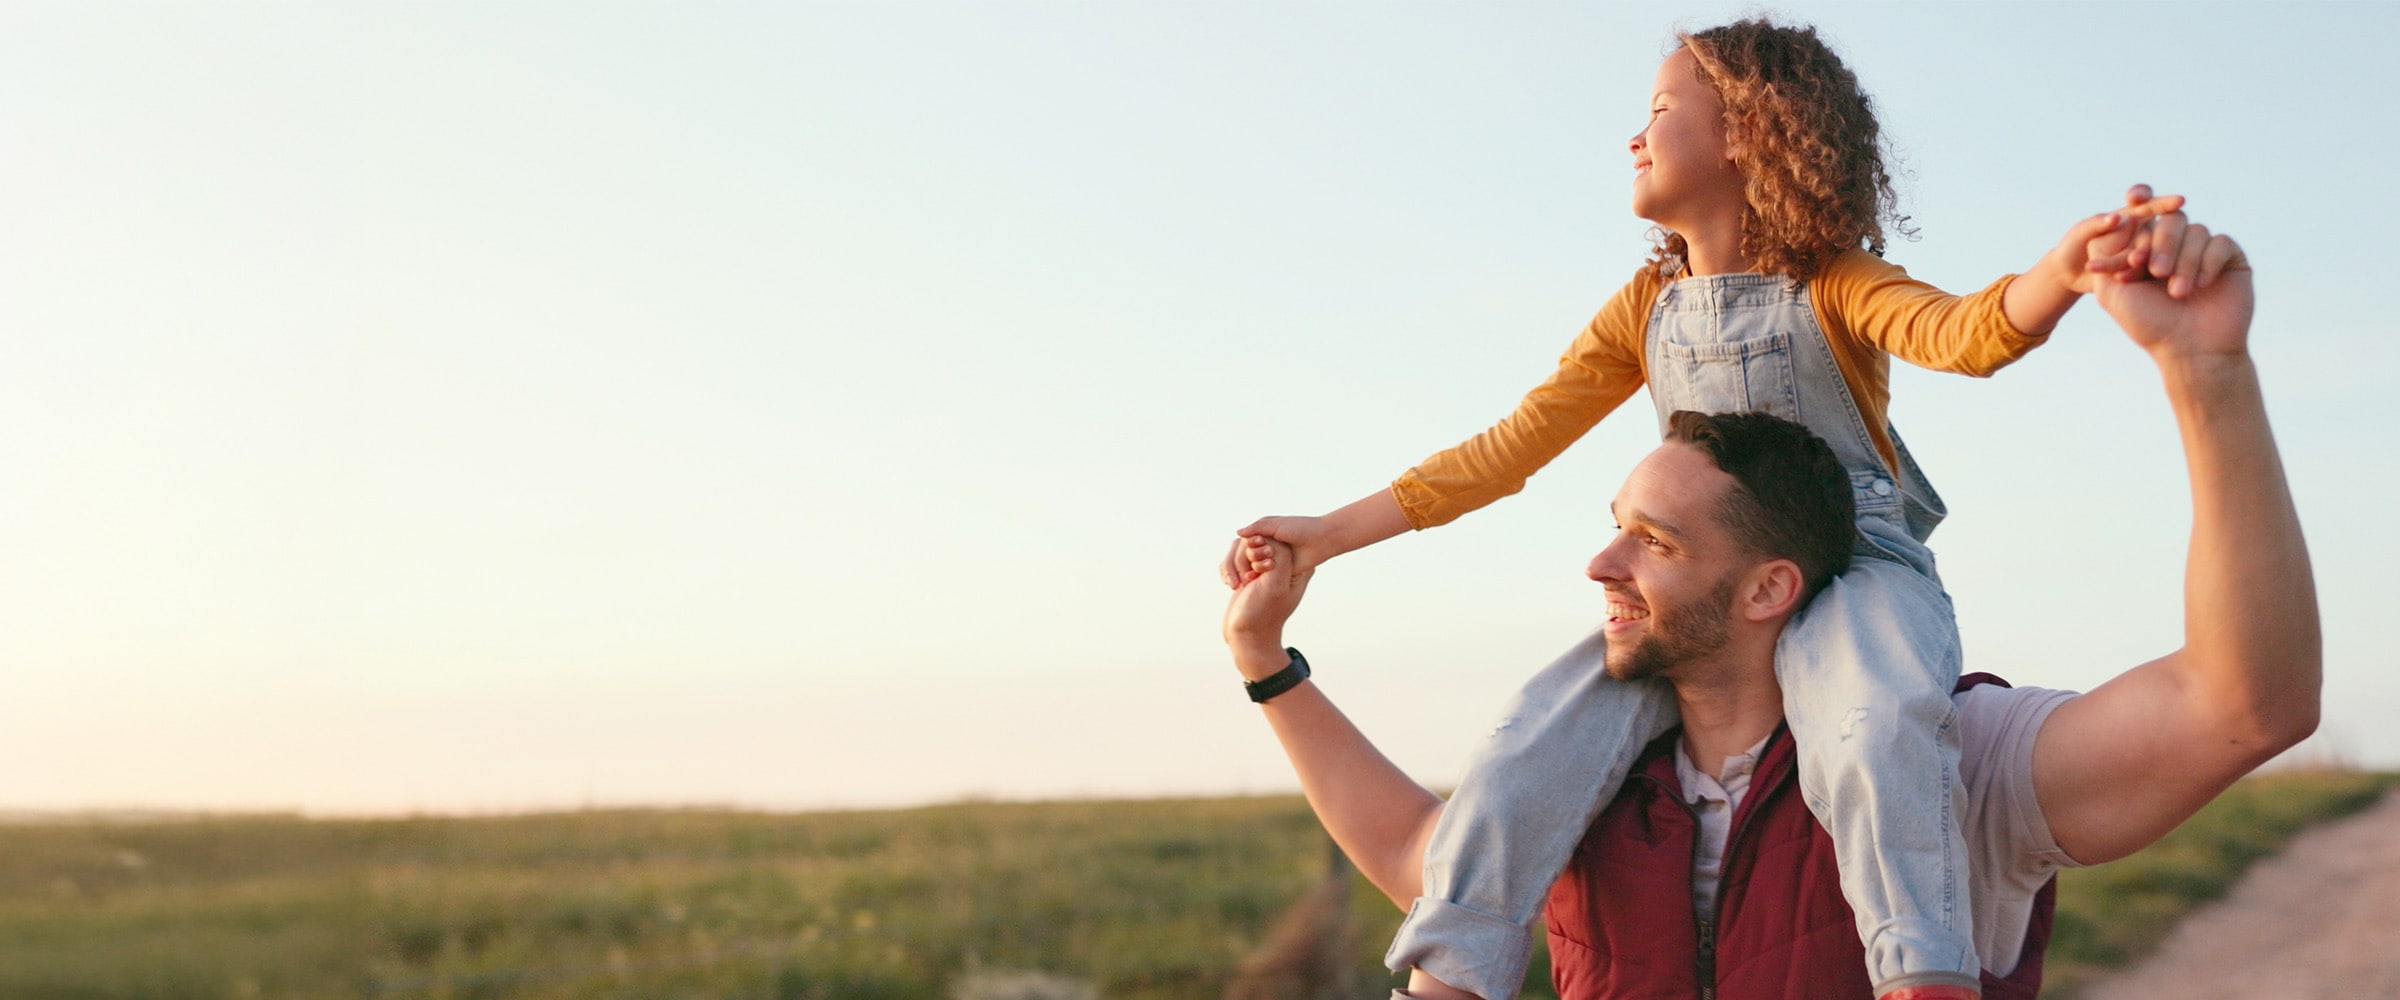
left=1605, top=576, right=1737, bottom=682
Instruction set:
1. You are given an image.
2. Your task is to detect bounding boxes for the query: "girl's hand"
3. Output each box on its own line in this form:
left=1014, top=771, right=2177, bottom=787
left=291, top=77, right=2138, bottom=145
left=2060, top=184, right=2188, bottom=295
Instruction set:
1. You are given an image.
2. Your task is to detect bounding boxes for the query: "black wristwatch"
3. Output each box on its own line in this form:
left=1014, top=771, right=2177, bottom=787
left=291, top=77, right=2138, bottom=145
left=1244, top=647, right=1312, bottom=704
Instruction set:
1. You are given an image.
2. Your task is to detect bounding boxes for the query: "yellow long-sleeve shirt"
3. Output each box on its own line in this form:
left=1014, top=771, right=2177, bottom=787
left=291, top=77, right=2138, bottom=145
left=1391, top=249, right=2048, bottom=530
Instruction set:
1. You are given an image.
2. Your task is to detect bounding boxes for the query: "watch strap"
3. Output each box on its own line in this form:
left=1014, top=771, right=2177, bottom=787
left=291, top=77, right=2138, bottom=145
left=1244, top=647, right=1311, bottom=704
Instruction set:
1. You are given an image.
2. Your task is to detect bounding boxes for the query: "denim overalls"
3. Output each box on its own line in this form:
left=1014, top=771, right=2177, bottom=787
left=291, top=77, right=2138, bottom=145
left=1386, top=272, right=1980, bottom=998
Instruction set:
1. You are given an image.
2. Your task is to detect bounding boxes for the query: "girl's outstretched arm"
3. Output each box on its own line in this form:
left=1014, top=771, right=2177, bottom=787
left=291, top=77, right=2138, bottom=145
left=1219, top=488, right=1411, bottom=588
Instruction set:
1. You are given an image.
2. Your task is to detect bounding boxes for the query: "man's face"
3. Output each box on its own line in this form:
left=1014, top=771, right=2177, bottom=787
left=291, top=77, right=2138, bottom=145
left=1588, top=443, right=1752, bottom=682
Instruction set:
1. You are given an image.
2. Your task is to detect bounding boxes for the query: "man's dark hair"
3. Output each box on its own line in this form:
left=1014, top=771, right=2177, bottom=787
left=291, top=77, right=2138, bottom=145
left=1664, top=410, right=1854, bottom=600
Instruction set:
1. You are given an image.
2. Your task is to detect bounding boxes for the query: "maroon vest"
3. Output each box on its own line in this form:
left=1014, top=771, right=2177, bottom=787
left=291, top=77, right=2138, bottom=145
left=1543, top=674, right=2053, bottom=1000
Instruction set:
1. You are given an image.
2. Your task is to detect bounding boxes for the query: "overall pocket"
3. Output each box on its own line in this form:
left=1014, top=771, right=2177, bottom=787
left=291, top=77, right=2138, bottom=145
left=1655, top=331, right=1801, bottom=422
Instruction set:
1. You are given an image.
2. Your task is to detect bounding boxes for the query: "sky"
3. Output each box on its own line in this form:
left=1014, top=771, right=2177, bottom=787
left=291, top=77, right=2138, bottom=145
left=2, top=2, right=2395, bottom=816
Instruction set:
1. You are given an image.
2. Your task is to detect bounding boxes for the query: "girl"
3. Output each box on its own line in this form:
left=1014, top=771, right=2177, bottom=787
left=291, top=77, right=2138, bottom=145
left=1222, top=19, right=2186, bottom=1000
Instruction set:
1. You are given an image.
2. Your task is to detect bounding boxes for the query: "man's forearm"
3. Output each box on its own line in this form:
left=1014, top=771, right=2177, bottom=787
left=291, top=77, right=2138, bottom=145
left=1232, top=639, right=1443, bottom=908
left=2159, top=352, right=2321, bottom=749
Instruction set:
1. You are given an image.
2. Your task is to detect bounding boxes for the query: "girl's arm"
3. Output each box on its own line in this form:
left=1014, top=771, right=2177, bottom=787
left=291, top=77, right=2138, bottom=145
left=1222, top=490, right=1412, bottom=587
left=1222, top=353, right=1637, bottom=586
left=1827, top=186, right=2189, bottom=378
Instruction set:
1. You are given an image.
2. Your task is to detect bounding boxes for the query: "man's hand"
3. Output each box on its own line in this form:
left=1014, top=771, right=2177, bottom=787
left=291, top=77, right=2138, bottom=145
left=2091, top=224, right=2251, bottom=360
left=1222, top=537, right=1313, bottom=670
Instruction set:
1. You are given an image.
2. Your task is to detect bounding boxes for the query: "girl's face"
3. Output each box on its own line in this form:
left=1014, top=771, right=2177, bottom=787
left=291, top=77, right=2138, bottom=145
left=1628, top=48, right=1744, bottom=229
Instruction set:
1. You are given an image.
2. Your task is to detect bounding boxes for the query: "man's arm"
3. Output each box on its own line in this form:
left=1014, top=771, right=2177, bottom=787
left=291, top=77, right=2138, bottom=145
left=2029, top=226, right=2321, bottom=865
left=1221, top=537, right=1445, bottom=906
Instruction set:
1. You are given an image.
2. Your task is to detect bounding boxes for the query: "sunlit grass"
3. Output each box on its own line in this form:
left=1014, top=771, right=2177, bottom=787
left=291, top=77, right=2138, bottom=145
left=0, top=772, right=2384, bottom=999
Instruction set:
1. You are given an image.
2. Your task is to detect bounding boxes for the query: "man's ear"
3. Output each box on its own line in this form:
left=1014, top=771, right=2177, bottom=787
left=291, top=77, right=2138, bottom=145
left=1738, top=559, right=1806, bottom=623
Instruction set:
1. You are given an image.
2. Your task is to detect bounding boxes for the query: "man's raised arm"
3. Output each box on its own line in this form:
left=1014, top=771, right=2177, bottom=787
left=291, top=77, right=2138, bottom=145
left=1221, top=537, right=1446, bottom=907
left=2030, top=227, right=2322, bottom=864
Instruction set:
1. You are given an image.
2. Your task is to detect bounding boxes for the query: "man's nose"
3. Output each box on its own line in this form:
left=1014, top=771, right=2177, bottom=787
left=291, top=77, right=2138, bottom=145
left=1627, top=129, right=1644, bottom=154
left=1587, top=538, right=1627, bottom=582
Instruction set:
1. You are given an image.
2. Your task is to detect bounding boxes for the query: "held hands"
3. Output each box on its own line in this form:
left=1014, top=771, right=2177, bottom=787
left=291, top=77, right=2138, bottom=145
left=1219, top=515, right=1332, bottom=589
left=2069, top=184, right=2252, bottom=357
left=2084, top=184, right=2232, bottom=301
left=2049, top=184, right=2191, bottom=297
left=1222, top=537, right=1313, bottom=659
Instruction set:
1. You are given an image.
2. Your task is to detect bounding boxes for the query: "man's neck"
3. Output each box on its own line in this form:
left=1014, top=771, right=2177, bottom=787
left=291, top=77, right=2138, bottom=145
left=1670, top=654, right=1786, bottom=780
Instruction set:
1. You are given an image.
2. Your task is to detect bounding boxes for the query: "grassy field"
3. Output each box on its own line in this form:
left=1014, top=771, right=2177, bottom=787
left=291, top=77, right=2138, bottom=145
left=0, top=770, right=2388, bottom=1000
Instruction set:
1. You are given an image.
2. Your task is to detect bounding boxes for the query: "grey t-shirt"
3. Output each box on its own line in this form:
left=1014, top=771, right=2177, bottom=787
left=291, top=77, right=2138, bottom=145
left=1954, top=683, right=2084, bottom=974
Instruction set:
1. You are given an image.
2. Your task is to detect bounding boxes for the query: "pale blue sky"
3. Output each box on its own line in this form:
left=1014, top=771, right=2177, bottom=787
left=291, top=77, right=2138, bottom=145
left=2, top=2, right=2393, bottom=814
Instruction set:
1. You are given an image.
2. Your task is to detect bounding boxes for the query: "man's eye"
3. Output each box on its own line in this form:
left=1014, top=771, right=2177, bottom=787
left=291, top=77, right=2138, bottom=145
left=1644, top=534, right=1665, bottom=549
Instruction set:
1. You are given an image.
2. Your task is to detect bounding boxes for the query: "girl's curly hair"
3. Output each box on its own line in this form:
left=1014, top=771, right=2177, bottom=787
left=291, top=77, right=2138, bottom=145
left=1648, top=18, right=1914, bottom=282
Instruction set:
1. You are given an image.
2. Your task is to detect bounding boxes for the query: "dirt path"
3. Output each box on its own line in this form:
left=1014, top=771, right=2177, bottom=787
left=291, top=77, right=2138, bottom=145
left=2078, top=787, right=2400, bottom=999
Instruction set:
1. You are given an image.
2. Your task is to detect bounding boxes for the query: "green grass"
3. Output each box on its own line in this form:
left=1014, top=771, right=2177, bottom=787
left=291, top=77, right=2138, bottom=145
left=0, top=800, right=1414, bottom=1000
left=0, top=771, right=2384, bottom=1000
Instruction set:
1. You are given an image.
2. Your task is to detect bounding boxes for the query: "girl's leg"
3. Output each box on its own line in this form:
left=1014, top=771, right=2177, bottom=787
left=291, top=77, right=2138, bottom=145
left=1384, top=626, right=1678, bottom=1000
left=1777, top=516, right=1980, bottom=996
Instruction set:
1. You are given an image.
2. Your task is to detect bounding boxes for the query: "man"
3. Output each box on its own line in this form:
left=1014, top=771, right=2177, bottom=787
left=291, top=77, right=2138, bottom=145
left=1219, top=220, right=2315, bottom=999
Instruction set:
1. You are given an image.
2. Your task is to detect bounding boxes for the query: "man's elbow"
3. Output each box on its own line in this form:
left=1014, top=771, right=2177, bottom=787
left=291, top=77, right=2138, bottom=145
left=2217, top=659, right=2322, bottom=760
left=2235, top=706, right=2320, bottom=765
left=2259, top=696, right=2322, bottom=754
